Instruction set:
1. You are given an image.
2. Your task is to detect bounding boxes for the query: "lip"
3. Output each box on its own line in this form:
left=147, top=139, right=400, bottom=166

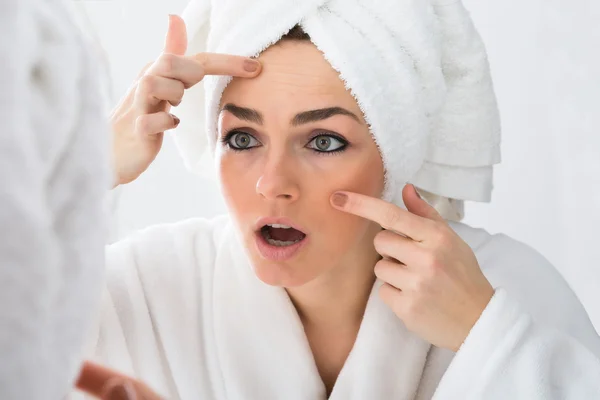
left=254, top=217, right=308, bottom=234
left=254, top=216, right=309, bottom=262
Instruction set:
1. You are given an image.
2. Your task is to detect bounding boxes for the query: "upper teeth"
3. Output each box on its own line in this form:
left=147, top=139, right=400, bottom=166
left=268, top=224, right=292, bottom=229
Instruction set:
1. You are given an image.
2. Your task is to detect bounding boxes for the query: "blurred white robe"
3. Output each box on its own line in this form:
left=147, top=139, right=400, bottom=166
left=0, top=0, right=109, bottom=399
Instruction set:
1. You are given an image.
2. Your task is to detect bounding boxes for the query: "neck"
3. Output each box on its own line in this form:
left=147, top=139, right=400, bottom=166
left=286, top=248, right=380, bottom=330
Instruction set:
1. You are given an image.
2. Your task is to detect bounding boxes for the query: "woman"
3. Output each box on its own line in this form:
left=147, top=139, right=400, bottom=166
left=78, top=3, right=600, bottom=399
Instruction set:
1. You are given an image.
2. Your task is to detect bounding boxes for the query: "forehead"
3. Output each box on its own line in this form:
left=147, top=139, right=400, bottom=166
left=220, top=41, right=361, bottom=116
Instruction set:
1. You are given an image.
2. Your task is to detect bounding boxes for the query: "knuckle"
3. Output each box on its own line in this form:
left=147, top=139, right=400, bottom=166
left=412, top=276, right=430, bottom=294
left=194, top=52, right=208, bottom=66
left=373, top=230, right=387, bottom=248
left=135, top=114, right=152, bottom=133
left=432, top=222, right=451, bottom=242
left=423, top=252, right=442, bottom=271
left=176, top=80, right=185, bottom=95
left=374, top=264, right=383, bottom=279
left=166, top=81, right=185, bottom=106
left=375, top=229, right=394, bottom=241
left=373, top=259, right=390, bottom=277
left=174, top=82, right=185, bottom=102
left=383, top=206, right=401, bottom=229
left=138, top=74, right=157, bottom=95
left=158, top=53, right=177, bottom=74
left=440, top=235, right=454, bottom=250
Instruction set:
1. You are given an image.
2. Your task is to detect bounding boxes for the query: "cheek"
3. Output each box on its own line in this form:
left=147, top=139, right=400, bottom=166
left=218, top=153, right=257, bottom=217
left=311, top=149, right=384, bottom=240
left=320, top=147, right=385, bottom=198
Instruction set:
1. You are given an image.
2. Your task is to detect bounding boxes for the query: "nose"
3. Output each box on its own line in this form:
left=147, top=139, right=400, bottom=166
left=255, top=156, right=300, bottom=202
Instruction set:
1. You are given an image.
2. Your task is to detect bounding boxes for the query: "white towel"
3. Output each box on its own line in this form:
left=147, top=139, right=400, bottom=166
left=174, top=0, right=501, bottom=216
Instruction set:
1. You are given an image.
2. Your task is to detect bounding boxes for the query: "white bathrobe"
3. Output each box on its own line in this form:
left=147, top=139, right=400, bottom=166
left=75, top=216, right=600, bottom=399
left=0, top=0, right=109, bottom=399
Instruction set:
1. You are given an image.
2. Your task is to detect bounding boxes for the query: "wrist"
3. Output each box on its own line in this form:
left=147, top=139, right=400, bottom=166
left=453, top=286, right=496, bottom=352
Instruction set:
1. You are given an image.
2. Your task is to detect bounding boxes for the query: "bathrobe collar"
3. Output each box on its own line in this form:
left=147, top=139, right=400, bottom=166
left=212, top=223, right=432, bottom=399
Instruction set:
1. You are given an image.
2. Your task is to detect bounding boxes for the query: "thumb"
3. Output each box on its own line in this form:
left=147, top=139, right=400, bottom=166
left=163, top=14, right=187, bottom=55
left=403, top=184, right=446, bottom=223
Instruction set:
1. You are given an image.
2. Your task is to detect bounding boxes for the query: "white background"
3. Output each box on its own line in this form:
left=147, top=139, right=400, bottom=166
left=80, top=0, right=600, bottom=330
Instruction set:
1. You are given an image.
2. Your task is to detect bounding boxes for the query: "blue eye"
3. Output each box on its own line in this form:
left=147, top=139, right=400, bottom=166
left=225, top=131, right=260, bottom=150
left=307, top=135, right=347, bottom=153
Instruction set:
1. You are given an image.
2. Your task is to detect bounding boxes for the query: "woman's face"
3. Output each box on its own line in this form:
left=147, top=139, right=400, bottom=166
left=218, top=40, right=384, bottom=288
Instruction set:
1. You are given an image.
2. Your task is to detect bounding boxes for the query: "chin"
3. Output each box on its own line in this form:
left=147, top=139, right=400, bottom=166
left=249, top=255, right=319, bottom=288
left=235, top=217, right=366, bottom=289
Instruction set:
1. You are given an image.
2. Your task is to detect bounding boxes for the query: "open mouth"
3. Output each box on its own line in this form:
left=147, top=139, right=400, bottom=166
left=254, top=218, right=309, bottom=261
left=260, top=224, right=307, bottom=247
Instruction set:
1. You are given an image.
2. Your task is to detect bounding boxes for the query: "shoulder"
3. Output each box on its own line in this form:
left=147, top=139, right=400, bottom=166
left=107, top=215, right=231, bottom=269
left=450, top=222, right=563, bottom=280
left=94, top=215, right=237, bottom=373
left=104, top=214, right=234, bottom=303
left=450, top=222, right=570, bottom=294
left=107, top=215, right=230, bottom=258
left=450, top=221, right=600, bottom=354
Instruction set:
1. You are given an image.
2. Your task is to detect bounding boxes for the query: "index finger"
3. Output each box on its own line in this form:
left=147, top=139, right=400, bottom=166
left=191, top=52, right=262, bottom=77
left=331, top=191, right=431, bottom=241
left=146, top=53, right=261, bottom=90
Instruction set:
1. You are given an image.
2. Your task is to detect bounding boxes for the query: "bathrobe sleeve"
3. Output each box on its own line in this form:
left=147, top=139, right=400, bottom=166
left=433, top=239, right=600, bottom=399
left=0, top=0, right=109, bottom=399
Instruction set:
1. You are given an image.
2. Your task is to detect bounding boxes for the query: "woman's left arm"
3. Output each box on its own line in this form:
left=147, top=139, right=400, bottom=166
left=331, top=184, right=600, bottom=399
left=433, top=286, right=600, bottom=399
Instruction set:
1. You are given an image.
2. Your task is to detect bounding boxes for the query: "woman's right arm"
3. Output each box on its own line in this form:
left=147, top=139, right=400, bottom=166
left=110, top=15, right=261, bottom=188
left=71, top=16, right=261, bottom=398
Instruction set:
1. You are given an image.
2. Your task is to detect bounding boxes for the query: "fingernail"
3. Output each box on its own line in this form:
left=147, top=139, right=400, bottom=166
left=412, top=184, right=422, bottom=199
left=104, top=381, right=137, bottom=400
left=332, top=192, right=348, bottom=208
left=243, top=59, right=260, bottom=72
left=171, top=114, right=180, bottom=127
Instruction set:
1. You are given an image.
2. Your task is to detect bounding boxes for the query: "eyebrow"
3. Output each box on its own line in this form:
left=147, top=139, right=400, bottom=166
left=220, top=103, right=362, bottom=126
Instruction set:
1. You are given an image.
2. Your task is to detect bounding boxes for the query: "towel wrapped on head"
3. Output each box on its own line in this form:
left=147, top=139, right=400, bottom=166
left=174, top=0, right=501, bottom=221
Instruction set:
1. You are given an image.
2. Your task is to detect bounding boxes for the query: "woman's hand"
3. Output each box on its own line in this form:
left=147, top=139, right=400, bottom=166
left=111, top=15, right=262, bottom=187
left=331, top=184, right=495, bottom=352
left=76, top=361, right=163, bottom=399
